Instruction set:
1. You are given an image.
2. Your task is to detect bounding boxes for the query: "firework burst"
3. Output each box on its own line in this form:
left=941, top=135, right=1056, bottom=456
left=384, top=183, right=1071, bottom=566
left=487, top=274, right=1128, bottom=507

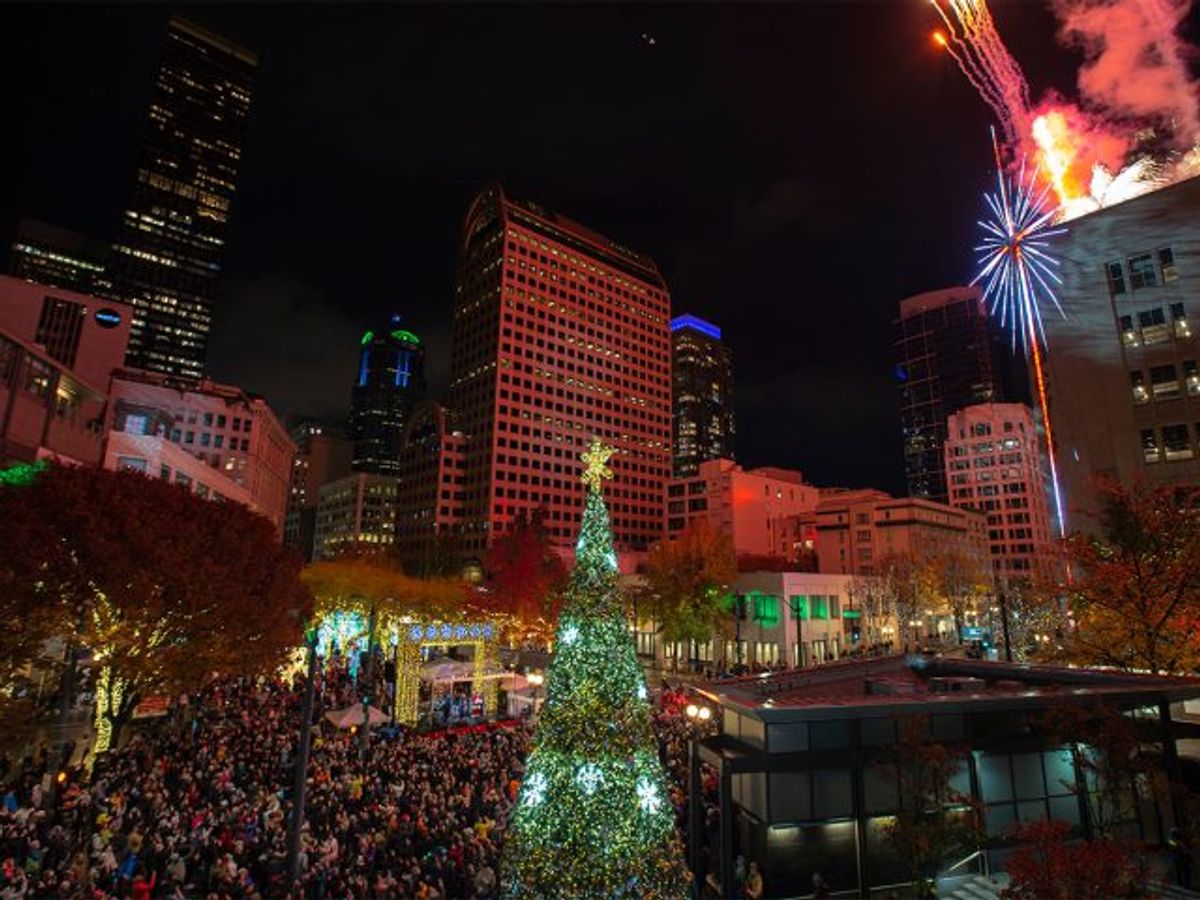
left=971, top=130, right=1068, bottom=536
left=972, top=137, right=1066, bottom=352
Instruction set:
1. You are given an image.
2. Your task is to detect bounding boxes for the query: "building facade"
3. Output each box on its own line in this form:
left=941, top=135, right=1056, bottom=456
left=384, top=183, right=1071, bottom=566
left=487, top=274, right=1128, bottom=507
left=896, top=287, right=1023, bottom=503
left=1042, top=175, right=1200, bottom=526
left=446, top=184, right=672, bottom=556
left=107, top=16, right=257, bottom=380
left=945, top=403, right=1058, bottom=583
left=665, top=459, right=818, bottom=559
left=638, top=570, right=886, bottom=675
left=395, top=400, right=467, bottom=573
left=107, top=369, right=293, bottom=533
left=671, top=313, right=734, bottom=477
left=814, top=488, right=990, bottom=578
left=284, top=421, right=354, bottom=560
left=690, top=656, right=1198, bottom=899
left=8, top=219, right=112, bottom=297
left=348, top=318, right=426, bottom=475
left=313, top=472, right=398, bottom=559
left=106, top=417, right=253, bottom=508
left=0, top=275, right=132, bottom=467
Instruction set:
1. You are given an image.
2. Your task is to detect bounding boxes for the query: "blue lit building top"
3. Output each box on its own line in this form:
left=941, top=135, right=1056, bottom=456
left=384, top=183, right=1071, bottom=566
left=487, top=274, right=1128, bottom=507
left=670, top=314, right=722, bottom=341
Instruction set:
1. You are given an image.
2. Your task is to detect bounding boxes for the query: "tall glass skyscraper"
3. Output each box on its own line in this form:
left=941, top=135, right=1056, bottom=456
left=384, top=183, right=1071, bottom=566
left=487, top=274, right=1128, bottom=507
left=895, top=286, right=1027, bottom=503
left=671, top=313, right=735, bottom=477
left=108, top=16, right=257, bottom=380
left=8, top=219, right=112, bottom=297
left=348, top=317, right=427, bottom=475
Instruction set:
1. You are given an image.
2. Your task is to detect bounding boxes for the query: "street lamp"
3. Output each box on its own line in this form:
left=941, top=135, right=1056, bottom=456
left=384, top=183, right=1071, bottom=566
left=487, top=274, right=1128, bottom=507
left=527, top=671, right=544, bottom=717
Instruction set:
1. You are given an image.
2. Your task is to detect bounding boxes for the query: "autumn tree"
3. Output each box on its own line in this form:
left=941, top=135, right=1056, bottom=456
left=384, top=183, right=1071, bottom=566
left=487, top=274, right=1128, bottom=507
left=878, top=553, right=940, bottom=650
left=303, top=555, right=464, bottom=627
left=0, top=463, right=311, bottom=751
left=1064, top=479, right=1200, bottom=673
left=932, top=549, right=991, bottom=641
left=847, top=573, right=897, bottom=648
left=480, top=508, right=568, bottom=641
left=1038, top=704, right=1155, bottom=838
left=1001, top=819, right=1148, bottom=900
left=885, top=716, right=982, bottom=898
left=0, top=469, right=70, bottom=743
left=642, top=518, right=737, bottom=646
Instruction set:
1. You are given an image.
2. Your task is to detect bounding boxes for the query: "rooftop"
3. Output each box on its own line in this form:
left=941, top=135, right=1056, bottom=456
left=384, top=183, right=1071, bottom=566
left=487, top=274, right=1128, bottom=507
left=696, top=655, right=1200, bottom=723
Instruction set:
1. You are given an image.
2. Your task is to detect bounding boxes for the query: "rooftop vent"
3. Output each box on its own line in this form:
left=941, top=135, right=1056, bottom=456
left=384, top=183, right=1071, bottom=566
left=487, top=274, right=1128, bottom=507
left=928, top=676, right=987, bottom=694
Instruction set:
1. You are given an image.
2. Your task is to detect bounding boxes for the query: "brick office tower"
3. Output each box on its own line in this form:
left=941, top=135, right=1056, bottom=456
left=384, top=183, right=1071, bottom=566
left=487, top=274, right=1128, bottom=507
left=449, top=185, right=673, bottom=558
left=108, top=17, right=257, bottom=380
left=945, top=403, right=1059, bottom=583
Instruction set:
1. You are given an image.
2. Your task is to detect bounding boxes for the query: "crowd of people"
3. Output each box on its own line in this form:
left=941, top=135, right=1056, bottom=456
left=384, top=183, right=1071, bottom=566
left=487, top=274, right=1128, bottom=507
left=0, top=668, right=706, bottom=900
left=0, top=665, right=529, bottom=899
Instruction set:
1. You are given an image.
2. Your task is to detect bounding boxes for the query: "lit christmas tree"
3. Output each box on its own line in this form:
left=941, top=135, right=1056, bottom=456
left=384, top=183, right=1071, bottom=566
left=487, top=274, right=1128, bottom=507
left=501, top=439, right=691, bottom=899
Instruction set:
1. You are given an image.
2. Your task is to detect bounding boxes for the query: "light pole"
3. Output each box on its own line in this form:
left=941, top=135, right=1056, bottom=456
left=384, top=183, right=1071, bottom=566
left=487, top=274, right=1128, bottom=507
left=527, top=671, right=544, bottom=718
left=287, top=627, right=319, bottom=886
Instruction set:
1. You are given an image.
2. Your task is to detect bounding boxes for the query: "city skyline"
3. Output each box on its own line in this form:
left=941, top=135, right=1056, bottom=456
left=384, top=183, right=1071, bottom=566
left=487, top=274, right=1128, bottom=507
left=0, top=3, right=1095, bottom=495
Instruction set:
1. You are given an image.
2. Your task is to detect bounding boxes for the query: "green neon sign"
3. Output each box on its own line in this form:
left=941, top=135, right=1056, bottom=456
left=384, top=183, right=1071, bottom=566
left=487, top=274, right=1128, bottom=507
left=842, top=609, right=863, bottom=619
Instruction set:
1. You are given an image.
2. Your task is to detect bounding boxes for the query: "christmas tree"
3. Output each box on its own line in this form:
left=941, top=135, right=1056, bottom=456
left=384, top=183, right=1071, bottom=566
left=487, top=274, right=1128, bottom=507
left=501, top=440, right=691, bottom=899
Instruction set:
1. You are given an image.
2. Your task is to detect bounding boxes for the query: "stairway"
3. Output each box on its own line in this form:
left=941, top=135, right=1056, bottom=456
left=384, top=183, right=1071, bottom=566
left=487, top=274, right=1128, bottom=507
left=944, top=874, right=1009, bottom=900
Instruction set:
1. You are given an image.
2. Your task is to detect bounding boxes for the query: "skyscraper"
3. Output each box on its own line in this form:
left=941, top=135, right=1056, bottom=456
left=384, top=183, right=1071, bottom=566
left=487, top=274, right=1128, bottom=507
left=107, top=16, right=257, bottom=380
left=8, top=219, right=112, bottom=297
left=284, top=421, right=354, bottom=560
left=895, top=286, right=1022, bottom=503
left=671, top=313, right=735, bottom=477
left=445, top=184, right=672, bottom=556
left=348, top=317, right=427, bottom=475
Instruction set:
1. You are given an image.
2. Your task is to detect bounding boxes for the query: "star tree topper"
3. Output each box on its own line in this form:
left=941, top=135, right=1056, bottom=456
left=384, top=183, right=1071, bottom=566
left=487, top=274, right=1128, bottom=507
left=580, top=438, right=614, bottom=494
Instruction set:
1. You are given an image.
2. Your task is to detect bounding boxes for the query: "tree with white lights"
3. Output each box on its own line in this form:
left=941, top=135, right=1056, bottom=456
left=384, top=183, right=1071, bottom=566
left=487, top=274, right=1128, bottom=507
left=500, top=440, right=690, bottom=899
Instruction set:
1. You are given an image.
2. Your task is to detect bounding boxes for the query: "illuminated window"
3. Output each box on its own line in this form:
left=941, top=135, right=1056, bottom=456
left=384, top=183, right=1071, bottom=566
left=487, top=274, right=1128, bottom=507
left=1142, top=429, right=1161, bottom=464
left=1106, top=261, right=1126, bottom=295
left=1163, top=424, right=1193, bottom=461
left=1159, top=247, right=1179, bottom=283
left=1139, top=307, right=1169, bottom=345
left=1150, top=364, right=1179, bottom=399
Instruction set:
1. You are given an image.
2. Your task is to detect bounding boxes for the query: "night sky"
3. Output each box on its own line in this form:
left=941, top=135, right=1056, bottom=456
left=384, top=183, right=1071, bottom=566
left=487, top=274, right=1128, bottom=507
left=2, top=3, right=1091, bottom=493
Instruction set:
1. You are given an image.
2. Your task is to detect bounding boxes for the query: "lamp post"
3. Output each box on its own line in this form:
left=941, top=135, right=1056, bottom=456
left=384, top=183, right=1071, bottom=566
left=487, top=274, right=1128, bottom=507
left=286, top=626, right=319, bottom=886
left=527, top=671, right=544, bottom=718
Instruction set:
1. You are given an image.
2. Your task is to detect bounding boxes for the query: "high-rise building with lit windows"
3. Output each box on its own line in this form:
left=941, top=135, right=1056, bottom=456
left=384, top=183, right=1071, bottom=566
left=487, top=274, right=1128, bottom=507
left=1042, top=175, right=1200, bottom=527
left=8, top=219, right=112, bottom=297
left=107, top=16, right=257, bottom=380
left=671, top=313, right=734, bottom=477
left=446, top=184, right=673, bottom=557
left=895, top=287, right=1025, bottom=504
left=284, top=421, right=354, bottom=560
left=944, top=403, right=1058, bottom=583
left=348, top=317, right=426, bottom=476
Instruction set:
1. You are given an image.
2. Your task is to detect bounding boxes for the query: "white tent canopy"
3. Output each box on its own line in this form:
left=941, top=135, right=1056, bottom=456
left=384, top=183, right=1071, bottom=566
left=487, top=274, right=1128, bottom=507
left=324, top=704, right=389, bottom=729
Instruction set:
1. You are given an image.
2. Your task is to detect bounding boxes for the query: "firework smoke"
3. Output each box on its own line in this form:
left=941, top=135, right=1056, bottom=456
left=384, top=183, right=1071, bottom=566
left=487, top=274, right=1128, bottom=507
left=1052, top=0, right=1200, bottom=145
left=930, top=0, right=1200, bottom=219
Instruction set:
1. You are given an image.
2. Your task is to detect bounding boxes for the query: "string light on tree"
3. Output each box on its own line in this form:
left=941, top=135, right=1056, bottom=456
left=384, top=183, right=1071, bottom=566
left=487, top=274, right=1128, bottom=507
left=500, top=439, right=691, bottom=899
